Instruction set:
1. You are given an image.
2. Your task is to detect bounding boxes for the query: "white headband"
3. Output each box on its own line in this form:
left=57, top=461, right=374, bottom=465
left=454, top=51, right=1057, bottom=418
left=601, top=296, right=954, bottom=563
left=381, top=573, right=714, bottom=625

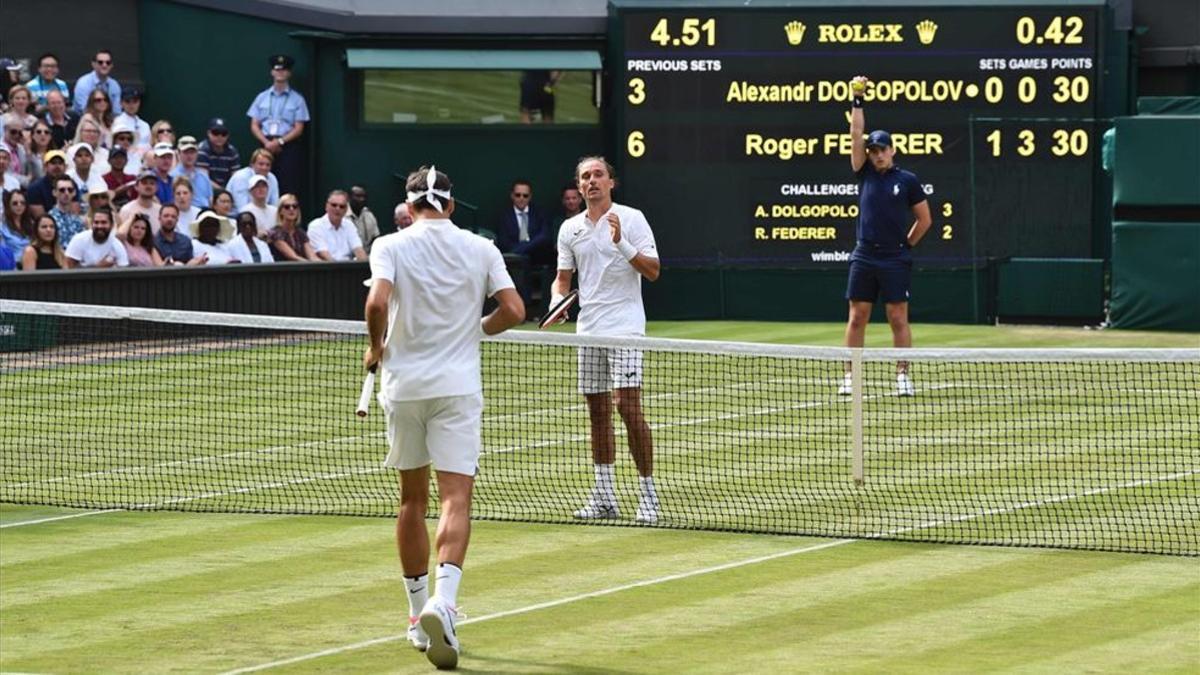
left=405, top=165, right=451, bottom=212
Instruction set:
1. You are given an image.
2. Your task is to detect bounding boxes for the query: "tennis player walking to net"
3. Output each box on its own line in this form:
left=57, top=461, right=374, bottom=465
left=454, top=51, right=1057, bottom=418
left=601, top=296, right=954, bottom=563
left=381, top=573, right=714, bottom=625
left=840, top=75, right=932, bottom=397
left=364, top=166, right=524, bottom=669
left=551, top=156, right=662, bottom=524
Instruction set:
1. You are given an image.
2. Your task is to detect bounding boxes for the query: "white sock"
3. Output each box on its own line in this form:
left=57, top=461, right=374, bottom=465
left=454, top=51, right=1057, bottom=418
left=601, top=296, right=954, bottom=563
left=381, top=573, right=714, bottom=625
left=640, top=475, right=658, bottom=503
left=403, top=573, right=429, bottom=620
left=434, top=562, right=462, bottom=608
left=594, top=463, right=615, bottom=503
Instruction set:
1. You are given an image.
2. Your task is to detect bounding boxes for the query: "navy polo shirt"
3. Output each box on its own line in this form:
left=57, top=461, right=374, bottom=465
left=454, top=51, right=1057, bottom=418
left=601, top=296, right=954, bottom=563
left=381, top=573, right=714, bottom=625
left=853, top=164, right=926, bottom=260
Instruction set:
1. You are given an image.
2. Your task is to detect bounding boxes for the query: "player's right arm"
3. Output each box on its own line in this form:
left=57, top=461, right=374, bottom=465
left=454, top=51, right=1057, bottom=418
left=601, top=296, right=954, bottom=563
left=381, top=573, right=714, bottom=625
left=549, top=221, right=576, bottom=319
left=849, top=75, right=868, bottom=173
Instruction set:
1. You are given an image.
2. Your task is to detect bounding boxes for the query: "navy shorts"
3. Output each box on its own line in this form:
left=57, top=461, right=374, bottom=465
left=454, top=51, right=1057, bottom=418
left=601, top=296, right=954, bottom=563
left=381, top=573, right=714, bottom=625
left=845, top=257, right=912, bottom=303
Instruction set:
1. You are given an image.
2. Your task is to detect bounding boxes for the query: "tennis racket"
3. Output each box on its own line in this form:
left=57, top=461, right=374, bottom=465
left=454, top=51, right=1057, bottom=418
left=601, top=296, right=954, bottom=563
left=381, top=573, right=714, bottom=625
left=356, top=364, right=377, bottom=417
left=539, top=289, right=578, bottom=329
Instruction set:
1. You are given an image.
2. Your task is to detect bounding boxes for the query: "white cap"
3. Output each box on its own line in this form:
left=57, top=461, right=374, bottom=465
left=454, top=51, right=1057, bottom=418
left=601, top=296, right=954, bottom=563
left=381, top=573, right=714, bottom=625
left=67, top=142, right=94, bottom=161
left=248, top=174, right=269, bottom=189
left=111, top=118, right=136, bottom=136
left=152, top=142, right=174, bottom=157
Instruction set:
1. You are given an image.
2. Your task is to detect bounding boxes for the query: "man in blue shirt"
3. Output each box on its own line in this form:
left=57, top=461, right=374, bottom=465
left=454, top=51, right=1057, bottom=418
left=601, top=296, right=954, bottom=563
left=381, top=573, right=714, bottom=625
left=171, top=136, right=213, bottom=208
left=26, top=53, right=71, bottom=107
left=247, top=55, right=309, bottom=197
left=73, top=50, right=122, bottom=115
left=840, top=75, right=932, bottom=397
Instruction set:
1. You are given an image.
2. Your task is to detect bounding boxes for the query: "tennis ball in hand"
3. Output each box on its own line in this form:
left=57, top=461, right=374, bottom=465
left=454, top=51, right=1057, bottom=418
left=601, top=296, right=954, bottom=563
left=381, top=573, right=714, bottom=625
left=851, top=79, right=867, bottom=94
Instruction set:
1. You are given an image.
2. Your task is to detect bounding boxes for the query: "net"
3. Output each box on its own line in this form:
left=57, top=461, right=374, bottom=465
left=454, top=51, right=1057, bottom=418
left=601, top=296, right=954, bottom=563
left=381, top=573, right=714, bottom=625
left=2, top=300, right=1197, bottom=556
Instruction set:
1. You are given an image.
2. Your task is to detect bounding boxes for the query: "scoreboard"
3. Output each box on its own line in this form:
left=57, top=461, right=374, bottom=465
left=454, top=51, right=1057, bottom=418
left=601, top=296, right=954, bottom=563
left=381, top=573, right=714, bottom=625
left=611, top=2, right=1106, bottom=267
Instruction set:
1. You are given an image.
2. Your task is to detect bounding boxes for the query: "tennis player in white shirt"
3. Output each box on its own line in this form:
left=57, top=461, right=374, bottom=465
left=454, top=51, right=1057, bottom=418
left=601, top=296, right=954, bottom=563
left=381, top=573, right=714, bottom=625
left=550, top=156, right=662, bottom=524
left=363, top=165, right=524, bottom=670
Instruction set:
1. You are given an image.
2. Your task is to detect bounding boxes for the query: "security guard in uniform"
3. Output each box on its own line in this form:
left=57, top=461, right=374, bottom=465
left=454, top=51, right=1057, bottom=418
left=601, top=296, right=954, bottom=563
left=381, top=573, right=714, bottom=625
left=247, top=55, right=310, bottom=197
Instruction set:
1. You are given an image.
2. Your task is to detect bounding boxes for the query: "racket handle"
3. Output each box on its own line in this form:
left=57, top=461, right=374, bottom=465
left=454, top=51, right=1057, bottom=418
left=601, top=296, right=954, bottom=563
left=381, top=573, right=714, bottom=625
left=356, top=366, right=377, bottom=417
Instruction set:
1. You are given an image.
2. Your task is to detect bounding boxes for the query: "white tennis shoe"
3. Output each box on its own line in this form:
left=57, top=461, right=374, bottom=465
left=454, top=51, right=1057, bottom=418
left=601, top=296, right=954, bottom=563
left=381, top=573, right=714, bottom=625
left=838, top=373, right=853, bottom=396
left=897, top=373, right=915, bottom=397
left=635, top=494, right=660, bottom=525
left=419, top=597, right=460, bottom=670
left=407, top=616, right=429, bottom=652
left=573, top=497, right=620, bottom=520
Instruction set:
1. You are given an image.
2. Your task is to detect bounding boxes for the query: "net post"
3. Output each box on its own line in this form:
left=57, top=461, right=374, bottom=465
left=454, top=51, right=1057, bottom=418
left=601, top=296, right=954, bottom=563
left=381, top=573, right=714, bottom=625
left=851, top=348, right=864, bottom=485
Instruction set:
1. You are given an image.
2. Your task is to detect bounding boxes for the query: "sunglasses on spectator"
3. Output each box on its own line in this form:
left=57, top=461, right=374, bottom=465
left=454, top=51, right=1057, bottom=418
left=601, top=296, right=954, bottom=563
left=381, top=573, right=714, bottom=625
left=513, top=192, right=530, bottom=198
left=6, top=128, right=22, bottom=135
left=210, top=130, right=229, bottom=137
left=281, top=203, right=299, bottom=210
left=95, top=59, right=112, bottom=65
left=33, top=129, right=51, bottom=135
left=158, top=128, right=174, bottom=135
left=11, top=200, right=26, bottom=206
left=328, top=204, right=348, bottom=209
left=57, top=187, right=76, bottom=194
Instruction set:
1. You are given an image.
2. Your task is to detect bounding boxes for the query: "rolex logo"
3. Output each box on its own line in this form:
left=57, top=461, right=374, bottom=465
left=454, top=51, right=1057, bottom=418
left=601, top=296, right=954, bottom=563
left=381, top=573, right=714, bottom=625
left=916, top=19, right=938, bottom=45
left=784, top=21, right=807, bottom=45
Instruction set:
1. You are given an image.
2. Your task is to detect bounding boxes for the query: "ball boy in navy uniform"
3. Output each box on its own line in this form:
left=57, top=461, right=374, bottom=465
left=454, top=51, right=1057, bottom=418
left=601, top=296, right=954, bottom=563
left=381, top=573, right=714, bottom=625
left=841, top=75, right=932, bottom=397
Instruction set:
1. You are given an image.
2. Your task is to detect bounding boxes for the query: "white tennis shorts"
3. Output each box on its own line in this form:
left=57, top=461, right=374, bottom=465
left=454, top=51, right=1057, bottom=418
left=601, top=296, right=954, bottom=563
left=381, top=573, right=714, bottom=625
left=577, top=347, right=644, bottom=394
left=380, top=392, right=483, bottom=476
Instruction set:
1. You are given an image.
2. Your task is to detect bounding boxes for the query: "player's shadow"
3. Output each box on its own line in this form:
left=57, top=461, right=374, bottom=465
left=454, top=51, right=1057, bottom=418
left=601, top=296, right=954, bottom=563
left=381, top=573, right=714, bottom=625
left=457, top=652, right=637, bottom=674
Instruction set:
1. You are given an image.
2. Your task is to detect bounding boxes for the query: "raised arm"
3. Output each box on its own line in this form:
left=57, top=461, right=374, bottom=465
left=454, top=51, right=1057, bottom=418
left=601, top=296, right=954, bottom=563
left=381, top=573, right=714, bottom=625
left=849, top=75, right=869, bottom=173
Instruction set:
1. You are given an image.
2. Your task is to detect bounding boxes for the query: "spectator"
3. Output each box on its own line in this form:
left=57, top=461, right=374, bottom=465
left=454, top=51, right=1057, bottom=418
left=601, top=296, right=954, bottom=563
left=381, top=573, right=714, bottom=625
left=170, top=136, right=212, bottom=208
left=146, top=120, right=176, bottom=171
left=307, top=189, right=365, bottom=261
left=67, top=143, right=107, bottom=198
left=42, top=90, right=78, bottom=149
left=267, top=193, right=318, bottom=261
left=28, top=120, right=54, bottom=180
left=118, top=171, right=162, bottom=235
left=173, top=176, right=201, bottom=233
left=196, top=117, right=240, bottom=189
left=65, top=206, right=127, bottom=268
left=80, top=89, right=115, bottom=147
left=228, top=211, right=275, bottom=264
left=26, top=53, right=70, bottom=108
left=84, top=186, right=113, bottom=220
left=248, top=54, right=308, bottom=196
left=226, top=148, right=279, bottom=210
left=1, top=189, right=31, bottom=260
left=0, top=148, right=20, bottom=210
left=556, top=183, right=583, bottom=226
left=149, top=143, right=174, bottom=204
left=120, top=213, right=163, bottom=267
left=27, top=149, right=68, bottom=216
left=495, top=179, right=552, bottom=263
left=103, top=147, right=136, bottom=208
left=49, top=176, right=86, bottom=243
left=72, top=117, right=111, bottom=174
left=113, top=88, right=150, bottom=148
left=189, top=210, right=235, bottom=264
left=394, top=202, right=413, bottom=230
left=7, top=85, right=37, bottom=131
left=73, top=50, right=122, bottom=115
left=239, top=174, right=276, bottom=236
left=347, top=184, right=379, bottom=251
left=21, top=213, right=66, bottom=270
left=154, top=203, right=200, bottom=266
left=2, top=114, right=30, bottom=187
left=108, top=120, right=142, bottom=175
left=211, top=187, right=236, bottom=219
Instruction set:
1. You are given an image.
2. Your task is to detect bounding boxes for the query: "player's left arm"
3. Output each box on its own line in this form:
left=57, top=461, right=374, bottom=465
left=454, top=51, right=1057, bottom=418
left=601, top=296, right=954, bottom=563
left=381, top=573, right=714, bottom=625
left=608, top=212, right=660, bottom=281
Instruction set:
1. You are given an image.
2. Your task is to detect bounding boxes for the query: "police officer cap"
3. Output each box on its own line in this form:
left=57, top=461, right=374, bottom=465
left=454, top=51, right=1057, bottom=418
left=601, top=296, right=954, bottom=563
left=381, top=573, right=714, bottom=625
left=866, top=130, right=892, bottom=149
left=270, top=54, right=295, bottom=70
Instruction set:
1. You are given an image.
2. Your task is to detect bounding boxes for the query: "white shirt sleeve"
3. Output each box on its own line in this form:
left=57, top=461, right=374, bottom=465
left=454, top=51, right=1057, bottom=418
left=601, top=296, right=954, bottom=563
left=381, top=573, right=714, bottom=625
left=258, top=239, right=275, bottom=263
left=485, top=243, right=515, bottom=297
left=556, top=222, right=575, bottom=270
left=64, top=232, right=86, bottom=263
left=368, top=236, right=395, bottom=284
left=110, top=238, right=130, bottom=267
left=628, top=210, right=659, bottom=259
left=307, top=221, right=329, bottom=252
left=346, top=223, right=364, bottom=251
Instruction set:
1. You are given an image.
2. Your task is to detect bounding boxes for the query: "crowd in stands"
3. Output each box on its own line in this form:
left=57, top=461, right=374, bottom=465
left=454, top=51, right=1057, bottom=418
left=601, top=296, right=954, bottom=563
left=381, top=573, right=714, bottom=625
left=1, top=50, right=585, bottom=278
left=0, top=50, right=389, bottom=271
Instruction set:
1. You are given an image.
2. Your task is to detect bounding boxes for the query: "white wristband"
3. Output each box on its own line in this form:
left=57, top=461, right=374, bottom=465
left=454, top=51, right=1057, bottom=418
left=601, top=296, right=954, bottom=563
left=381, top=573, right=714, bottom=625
left=616, top=238, right=638, bottom=260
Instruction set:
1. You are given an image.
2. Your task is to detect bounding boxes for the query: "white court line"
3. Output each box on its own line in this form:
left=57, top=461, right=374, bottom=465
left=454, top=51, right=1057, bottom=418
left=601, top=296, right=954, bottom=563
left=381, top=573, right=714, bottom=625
left=219, top=467, right=1197, bottom=674
left=219, top=539, right=856, bottom=675
left=0, top=509, right=122, bottom=529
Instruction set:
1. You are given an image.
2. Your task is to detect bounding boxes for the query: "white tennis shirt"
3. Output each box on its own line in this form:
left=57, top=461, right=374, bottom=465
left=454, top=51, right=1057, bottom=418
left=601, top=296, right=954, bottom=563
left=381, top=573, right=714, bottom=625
left=369, top=218, right=514, bottom=401
left=65, top=231, right=129, bottom=268
left=556, top=202, right=658, bottom=337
